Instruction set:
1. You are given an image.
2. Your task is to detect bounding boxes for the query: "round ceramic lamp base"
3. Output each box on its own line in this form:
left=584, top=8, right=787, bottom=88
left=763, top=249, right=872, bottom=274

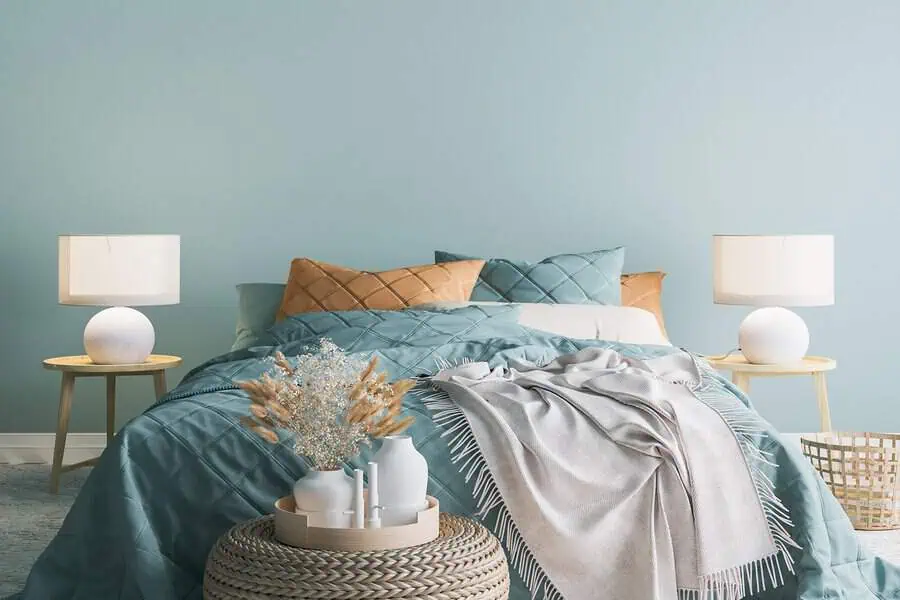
left=83, top=307, right=156, bottom=364
left=738, top=307, right=809, bottom=365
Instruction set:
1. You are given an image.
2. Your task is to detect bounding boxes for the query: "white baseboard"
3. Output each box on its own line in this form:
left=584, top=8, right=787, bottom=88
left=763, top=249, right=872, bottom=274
left=0, top=433, right=107, bottom=465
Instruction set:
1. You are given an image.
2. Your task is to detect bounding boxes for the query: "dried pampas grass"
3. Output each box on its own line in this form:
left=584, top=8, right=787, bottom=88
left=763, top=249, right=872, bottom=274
left=236, top=339, right=415, bottom=470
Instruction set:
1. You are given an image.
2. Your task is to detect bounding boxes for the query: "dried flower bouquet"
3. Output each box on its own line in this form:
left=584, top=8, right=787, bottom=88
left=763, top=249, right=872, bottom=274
left=238, top=339, right=415, bottom=470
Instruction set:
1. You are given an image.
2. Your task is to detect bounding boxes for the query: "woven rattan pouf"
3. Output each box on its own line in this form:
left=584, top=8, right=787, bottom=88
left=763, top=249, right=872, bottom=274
left=204, top=513, right=510, bottom=600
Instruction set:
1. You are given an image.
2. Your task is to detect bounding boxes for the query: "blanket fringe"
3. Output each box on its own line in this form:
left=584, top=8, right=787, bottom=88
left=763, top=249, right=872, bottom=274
left=675, top=550, right=794, bottom=599
left=417, top=350, right=801, bottom=600
left=415, top=378, right=564, bottom=600
left=676, top=352, right=801, bottom=599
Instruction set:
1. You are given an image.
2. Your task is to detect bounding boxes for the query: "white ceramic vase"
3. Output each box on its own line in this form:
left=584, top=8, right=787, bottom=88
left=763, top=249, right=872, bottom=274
left=292, top=469, right=355, bottom=528
left=373, top=435, right=428, bottom=526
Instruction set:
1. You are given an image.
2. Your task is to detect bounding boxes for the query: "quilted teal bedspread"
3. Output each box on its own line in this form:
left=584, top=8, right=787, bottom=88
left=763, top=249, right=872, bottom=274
left=11, top=306, right=900, bottom=599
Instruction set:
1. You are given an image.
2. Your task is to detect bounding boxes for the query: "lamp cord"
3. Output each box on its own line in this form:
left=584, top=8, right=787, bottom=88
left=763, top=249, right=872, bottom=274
left=695, top=347, right=741, bottom=361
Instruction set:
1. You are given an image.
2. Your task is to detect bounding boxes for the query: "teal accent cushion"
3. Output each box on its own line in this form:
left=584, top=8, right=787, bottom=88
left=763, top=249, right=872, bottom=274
left=232, top=283, right=286, bottom=350
left=270, top=305, right=524, bottom=348
left=435, top=248, right=625, bottom=305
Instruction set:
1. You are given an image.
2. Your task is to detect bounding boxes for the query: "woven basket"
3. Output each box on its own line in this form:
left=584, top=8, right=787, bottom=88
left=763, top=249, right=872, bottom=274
left=801, top=432, right=900, bottom=531
left=204, top=513, right=510, bottom=599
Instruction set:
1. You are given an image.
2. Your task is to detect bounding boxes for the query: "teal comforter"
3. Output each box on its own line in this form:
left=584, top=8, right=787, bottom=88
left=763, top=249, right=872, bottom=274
left=12, top=306, right=900, bottom=599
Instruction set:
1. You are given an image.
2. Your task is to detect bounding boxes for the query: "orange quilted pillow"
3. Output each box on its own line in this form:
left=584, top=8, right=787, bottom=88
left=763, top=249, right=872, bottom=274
left=620, top=272, right=668, bottom=339
left=277, top=258, right=486, bottom=319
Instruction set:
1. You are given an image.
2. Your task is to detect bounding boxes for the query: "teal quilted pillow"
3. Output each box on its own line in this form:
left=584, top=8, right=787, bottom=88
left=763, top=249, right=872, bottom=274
left=434, top=248, right=625, bottom=304
left=270, top=305, right=524, bottom=348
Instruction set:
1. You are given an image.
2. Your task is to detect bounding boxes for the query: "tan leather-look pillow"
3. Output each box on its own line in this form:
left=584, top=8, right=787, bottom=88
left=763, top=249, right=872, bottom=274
left=620, top=272, right=668, bottom=339
left=277, top=258, right=486, bottom=319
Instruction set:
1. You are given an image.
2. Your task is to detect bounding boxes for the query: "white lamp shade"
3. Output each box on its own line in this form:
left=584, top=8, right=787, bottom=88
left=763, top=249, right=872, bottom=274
left=713, top=235, right=834, bottom=307
left=59, top=234, right=180, bottom=306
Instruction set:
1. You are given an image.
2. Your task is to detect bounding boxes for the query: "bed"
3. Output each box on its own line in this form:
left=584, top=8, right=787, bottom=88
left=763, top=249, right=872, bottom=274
left=10, top=251, right=900, bottom=600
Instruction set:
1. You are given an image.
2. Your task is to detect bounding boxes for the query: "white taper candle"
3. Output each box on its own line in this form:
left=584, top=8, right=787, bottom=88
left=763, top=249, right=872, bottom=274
left=353, top=469, right=365, bottom=528
left=367, top=461, right=381, bottom=529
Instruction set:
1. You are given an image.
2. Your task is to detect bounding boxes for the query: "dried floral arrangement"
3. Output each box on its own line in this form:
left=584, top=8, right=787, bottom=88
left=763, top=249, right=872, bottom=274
left=238, top=339, right=416, bottom=470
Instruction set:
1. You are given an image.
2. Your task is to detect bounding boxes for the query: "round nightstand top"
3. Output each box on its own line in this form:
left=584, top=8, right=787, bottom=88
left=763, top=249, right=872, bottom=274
left=43, top=354, right=183, bottom=373
left=705, top=354, right=835, bottom=374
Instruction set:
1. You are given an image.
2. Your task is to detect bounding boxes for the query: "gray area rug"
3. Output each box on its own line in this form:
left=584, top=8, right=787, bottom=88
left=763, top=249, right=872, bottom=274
left=0, top=465, right=89, bottom=598
left=1, top=464, right=900, bottom=598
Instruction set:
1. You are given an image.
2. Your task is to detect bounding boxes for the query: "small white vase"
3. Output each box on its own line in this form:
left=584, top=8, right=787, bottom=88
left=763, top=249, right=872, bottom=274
left=373, top=435, right=428, bottom=526
left=292, top=469, right=355, bottom=528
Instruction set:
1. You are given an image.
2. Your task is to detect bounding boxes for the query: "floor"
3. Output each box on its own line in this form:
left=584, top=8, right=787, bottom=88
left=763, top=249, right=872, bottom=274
left=2, top=465, right=900, bottom=597
left=0, top=465, right=89, bottom=598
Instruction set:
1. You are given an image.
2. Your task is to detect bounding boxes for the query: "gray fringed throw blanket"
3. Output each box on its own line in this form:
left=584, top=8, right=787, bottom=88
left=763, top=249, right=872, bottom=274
left=426, top=348, right=797, bottom=600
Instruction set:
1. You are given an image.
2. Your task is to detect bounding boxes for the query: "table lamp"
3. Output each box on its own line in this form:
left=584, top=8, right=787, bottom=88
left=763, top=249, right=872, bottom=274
left=713, top=234, right=834, bottom=364
left=59, top=234, right=180, bottom=364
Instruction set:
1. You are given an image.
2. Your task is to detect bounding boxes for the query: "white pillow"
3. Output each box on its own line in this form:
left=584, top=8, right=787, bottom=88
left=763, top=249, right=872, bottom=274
left=517, top=303, right=670, bottom=346
left=419, top=301, right=671, bottom=346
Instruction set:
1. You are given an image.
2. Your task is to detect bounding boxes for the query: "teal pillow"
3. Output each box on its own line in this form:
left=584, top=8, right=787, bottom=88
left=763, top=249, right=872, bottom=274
left=270, top=305, right=524, bottom=348
left=435, top=248, right=625, bottom=305
left=232, top=283, right=286, bottom=350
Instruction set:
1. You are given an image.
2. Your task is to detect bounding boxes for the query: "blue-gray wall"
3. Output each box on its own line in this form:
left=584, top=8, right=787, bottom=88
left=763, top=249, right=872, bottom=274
left=2, top=1, right=898, bottom=434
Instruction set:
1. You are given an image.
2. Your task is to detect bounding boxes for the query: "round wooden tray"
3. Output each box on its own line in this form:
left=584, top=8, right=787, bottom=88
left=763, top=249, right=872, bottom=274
left=273, top=495, right=440, bottom=551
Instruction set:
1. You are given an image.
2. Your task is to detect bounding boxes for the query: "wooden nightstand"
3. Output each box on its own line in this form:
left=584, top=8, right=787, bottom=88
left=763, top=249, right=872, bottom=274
left=42, top=354, right=182, bottom=493
left=705, top=354, right=836, bottom=432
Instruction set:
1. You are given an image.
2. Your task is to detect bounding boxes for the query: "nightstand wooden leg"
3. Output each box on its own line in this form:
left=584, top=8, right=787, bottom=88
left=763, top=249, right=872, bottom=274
left=732, top=372, right=750, bottom=394
left=153, top=371, right=167, bottom=400
left=50, top=373, right=75, bottom=494
left=813, top=372, right=832, bottom=432
left=106, top=375, right=116, bottom=444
